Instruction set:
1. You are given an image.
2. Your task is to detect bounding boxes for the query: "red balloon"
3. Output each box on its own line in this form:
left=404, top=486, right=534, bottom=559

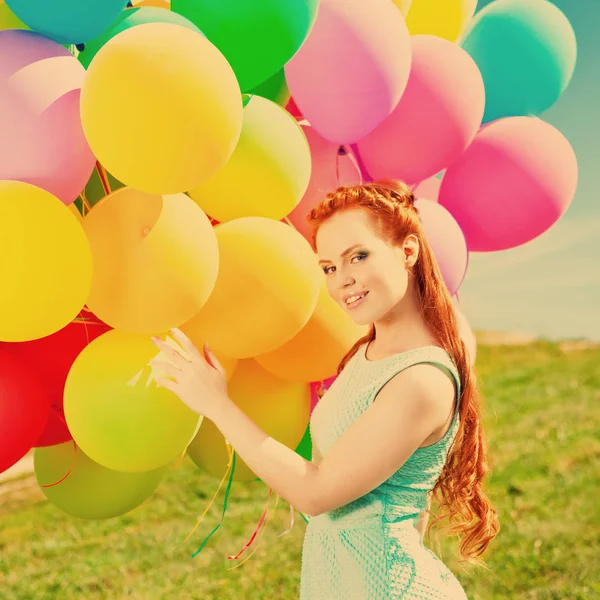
left=285, top=96, right=303, bottom=119
left=0, top=349, right=51, bottom=474
left=4, top=315, right=111, bottom=447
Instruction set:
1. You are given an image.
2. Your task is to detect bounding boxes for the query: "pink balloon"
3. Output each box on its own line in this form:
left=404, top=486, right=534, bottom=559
left=416, top=199, right=468, bottom=296
left=438, top=116, right=578, bottom=252
left=287, top=125, right=362, bottom=243
left=309, top=375, right=337, bottom=415
left=0, top=30, right=96, bottom=205
left=413, top=175, right=442, bottom=202
left=285, top=0, right=412, bottom=145
left=357, top=35, right=485, bottom=185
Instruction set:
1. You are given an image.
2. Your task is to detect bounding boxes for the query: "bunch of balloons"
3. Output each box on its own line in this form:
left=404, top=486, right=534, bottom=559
left=0, top=0, right=578, bottom=530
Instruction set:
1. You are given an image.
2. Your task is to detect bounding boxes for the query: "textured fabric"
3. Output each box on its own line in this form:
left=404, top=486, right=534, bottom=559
left=300, top=343, right=468, bottom=600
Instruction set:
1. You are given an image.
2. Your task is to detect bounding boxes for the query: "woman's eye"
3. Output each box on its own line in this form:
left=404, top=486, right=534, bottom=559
left=322, top=252, right=367, bottom=275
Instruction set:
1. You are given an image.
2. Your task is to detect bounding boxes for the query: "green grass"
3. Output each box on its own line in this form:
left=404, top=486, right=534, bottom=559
left=1, top=342, right=599, bottom=599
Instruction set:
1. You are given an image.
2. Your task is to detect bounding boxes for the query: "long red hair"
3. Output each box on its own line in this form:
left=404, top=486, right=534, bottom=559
left=306, top=180, right=500, bottom=565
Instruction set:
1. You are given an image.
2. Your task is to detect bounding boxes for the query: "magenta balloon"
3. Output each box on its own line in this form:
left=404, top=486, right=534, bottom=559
left=287, top=124, right=362, bottom=243
left=413, top=175, right=442, bottom=202
left=357, top=35, right=485, bottom=185
left=438, top=116, right=578, bottom=252
left=416, top=199, right=468, bottom=295
left=0, top=30, right=95, bottom=205
left=285, top=0, right=412, bottom=145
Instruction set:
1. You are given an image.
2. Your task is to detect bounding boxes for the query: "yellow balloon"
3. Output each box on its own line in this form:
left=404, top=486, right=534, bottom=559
left=82, top=187, right=219, bottom=334
left=80, top=22, right=243, bottom=194
left=391, top=0, right=412, bottom=17
left=187, top=359, right=310, bottom=481
left=181, top=217, right=321, bottom=358
left=68, top=202, right=84, bottom=225
left=130, top=0, right=170, bottom=7
left=405, top=0, right=478, bottom=42
left=0, top=0, right=29, bottom=30
left=254, top=281, right=369, bottom=382
left=64, top=330, right=201, bottom=473
left=0, top=181, right=92, bottom=342
left=188, top=96, right=311, bottom=222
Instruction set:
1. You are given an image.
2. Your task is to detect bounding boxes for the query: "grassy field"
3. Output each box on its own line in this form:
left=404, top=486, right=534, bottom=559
left=1, top=341, right=599, bottom=599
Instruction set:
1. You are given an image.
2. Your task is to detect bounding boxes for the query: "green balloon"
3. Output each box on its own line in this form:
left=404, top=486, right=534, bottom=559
left=0, top=1, right=29, bottom=30
left=77, top=6, right=202, bottom=68
left=171, top=0, right=319, bottom=92
left=84, top=168, right=124, bottom=206
left=294, top=422, right=313, bottom=462
left=249, top=68, right=291, bottom=107
left=35, top=442, right=169, bottom=519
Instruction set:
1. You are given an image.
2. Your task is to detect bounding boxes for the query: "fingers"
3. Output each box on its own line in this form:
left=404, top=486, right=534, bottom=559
left=154, top=376, right=177, bottom=393
left=150, top=360, right=181, bottom=379
left=151, top=336, right=190, bottom=368
left=169, top=328, right=204, bottom=361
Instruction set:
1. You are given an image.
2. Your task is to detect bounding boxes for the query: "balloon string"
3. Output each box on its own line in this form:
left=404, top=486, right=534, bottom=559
left=40, top=411, right=77, bottom=488
left=190, top=445, right=237, bottom=557
left=227, top=488, right=274, bottom=561
left=95, top=161, right=112, bottom=196
left=79, top=191, right=91, bottom=216
left=348, top=143, right=373, bottom=183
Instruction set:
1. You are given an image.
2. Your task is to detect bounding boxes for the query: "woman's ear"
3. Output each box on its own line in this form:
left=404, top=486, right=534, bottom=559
left=402, top=234, right=420, bottom=268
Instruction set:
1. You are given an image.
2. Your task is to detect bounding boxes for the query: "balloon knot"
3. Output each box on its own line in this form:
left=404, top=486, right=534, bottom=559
left=75, top=43, right=85, bottom=52
left=337, top=146, right=347, bottom=156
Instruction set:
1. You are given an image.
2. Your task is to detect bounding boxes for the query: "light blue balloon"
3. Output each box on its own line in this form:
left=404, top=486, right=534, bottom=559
left=461, top=0, right=577, bottom=123
left=5, top=0, right=130, bottom=45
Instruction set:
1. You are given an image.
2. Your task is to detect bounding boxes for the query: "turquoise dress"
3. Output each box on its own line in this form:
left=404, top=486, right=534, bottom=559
left=300, top=343, right=468, bottom=599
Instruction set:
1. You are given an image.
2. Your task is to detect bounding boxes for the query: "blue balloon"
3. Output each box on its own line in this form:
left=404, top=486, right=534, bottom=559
left=5, top=0, right=130, bottom=44
left=461, top=0, right=577, bottom=123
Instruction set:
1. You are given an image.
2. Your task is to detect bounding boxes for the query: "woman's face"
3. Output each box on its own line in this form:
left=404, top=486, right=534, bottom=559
left=315, top=209, right=416, bottom=326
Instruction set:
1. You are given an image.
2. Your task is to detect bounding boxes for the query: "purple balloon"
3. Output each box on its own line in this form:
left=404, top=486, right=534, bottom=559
left=416, top=198, right=468, bottom=296
left=0, top=30, right=95, bottom=205
left=285, top=0, right=412, bottom=145
left=438, top=116, right=578, bottom=252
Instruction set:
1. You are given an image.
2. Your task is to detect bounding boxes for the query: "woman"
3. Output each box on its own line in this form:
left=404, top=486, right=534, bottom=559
left=152, top=180, right=500, bottom=599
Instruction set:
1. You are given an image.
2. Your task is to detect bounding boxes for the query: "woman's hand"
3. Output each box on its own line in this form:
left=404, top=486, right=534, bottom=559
left=150, top=328, right=231, bottom=421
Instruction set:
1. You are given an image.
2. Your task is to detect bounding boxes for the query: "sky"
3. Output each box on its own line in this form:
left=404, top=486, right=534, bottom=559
left=458, top=0, right=600, bottom=341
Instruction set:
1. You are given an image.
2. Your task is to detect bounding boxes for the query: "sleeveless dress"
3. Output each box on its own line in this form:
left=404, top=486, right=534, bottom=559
left=300, top=342, right=468, bottom=600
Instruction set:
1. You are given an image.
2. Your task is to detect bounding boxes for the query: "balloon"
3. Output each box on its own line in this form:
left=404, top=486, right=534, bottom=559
left=0, top=0, right=28, bottom=30
left=357, top=35, right=485, bottom=186
left=249, top=69, right=291, bottom=107
left=438, top=116, right=578, bottom=252
left=5, top=316, right=112, bottom=447
left=285, top=97, right=303, bottom=120
left=391, top=0, right=412, bottom=17
left=0, top=30, right=96, bottom=205
left=461, top=0, right=577, bottom=123
left=80, top=22, right=243, bottom=194
left=181, top=217, right=322, bottom=359
left=131, top=0, right=169, bottom=6
left=82, top=188, right=219, bottom=334
left=64, top=330, right=202, bottom=472
left=413, top=175, right=442, bottom=202
left=5, top=0, right=129, bottom=44
left=405, top=0, right=477, bottom=42
left=77, top=6, right=201, bottom=68
left=254, top=281, right=369, bottom=382
left=83, top=167, right=124, bottom=206
left=188, top=96, right=311, bottom=222
left=0, top=182, right=92, bottom=342
left=286, top=124, right=362, bottom=243
left=35, top=442, right=168, bottom=519
left=171, top=0, right=319, bottom=91
left=0, top=350, right=50, bottom=474
left=415, top=199, right=468, bottom=296
left=187, top=359, right=310, bottom=481
left=285, top=0, right=412, bottom=144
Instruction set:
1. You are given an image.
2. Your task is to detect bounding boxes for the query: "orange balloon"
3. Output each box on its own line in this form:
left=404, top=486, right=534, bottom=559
left=82, top=188, right=219, bottom=334
left=187, top=359, right=310, bottom=481
left=254, top=281, right=369, bottom=382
